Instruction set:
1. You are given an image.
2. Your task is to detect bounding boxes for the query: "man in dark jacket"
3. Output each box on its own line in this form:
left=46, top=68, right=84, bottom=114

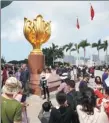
left=49, top=92, right=77, bottom=123
left=66, top=80, right=81, bottom=110
left=79, top=75, right=89, bottom=93
left=20, top=65, right=30, bottom=93
left=66, top=80, right=81, bottom=123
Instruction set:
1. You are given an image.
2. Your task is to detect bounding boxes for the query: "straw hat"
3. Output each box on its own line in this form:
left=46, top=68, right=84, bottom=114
left=2, top=77, right=22, bottom=95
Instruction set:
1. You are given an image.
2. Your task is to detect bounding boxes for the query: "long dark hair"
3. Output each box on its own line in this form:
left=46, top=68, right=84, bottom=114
left=81, top=87, right=96, bottom=115
left=95, top=76, right=102, bottom=84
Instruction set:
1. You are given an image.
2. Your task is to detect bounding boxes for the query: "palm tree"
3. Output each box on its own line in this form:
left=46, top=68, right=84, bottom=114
left=92, top=39, right=103, bottom=61
left=55, top=47, right=64, bottom=61
left=79, top=40, right=90, bottom=64
left=50, top=43, right=59, bottom=66
left=63, top=42, right=73, bottom=56
left=43, top=43, right=64, bottom=66
left=71, top=43, right=80, bottom=53
left=100, top=40, right=108, bottom=65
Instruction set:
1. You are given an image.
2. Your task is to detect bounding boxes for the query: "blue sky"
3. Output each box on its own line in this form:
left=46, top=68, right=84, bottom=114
left=1, top=1, right=109, bottom=62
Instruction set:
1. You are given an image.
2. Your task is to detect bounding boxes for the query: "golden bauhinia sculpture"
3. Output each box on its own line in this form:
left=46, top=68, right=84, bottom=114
left=23, top=15, right=51, bottom=54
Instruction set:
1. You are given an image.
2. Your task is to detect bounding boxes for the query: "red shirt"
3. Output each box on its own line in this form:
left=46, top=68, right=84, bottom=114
left=94, top=89, right=109, bottom=118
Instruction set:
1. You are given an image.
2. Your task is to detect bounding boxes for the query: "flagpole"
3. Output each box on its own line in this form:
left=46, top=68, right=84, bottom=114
left=76, top=16, right=80, bottom=66
left=90, top=43, right=93, bottom=66
left=77, top=44, right=79, bottom=66
left=77, top=44, right=78, bottom=67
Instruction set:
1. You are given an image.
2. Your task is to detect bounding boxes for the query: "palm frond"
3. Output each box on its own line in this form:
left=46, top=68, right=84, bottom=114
left=71, top=48, right=76, bottom=52
left=79, top=40, right=90, bottom=48
left=92, top=43, right=98, bottom=48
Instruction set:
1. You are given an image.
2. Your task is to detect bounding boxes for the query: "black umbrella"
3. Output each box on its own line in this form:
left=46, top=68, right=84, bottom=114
left=1, top=1, right=13, bottom=9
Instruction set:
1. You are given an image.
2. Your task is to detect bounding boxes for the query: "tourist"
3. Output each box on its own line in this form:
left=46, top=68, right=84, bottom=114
left=82, top=66, right=87, bottom=77
left=20, top=65, right=30, bottom=93
left=8, top=67, right=14, bottom=77
left=1, top=66, right=3, bottom=87
left=15, top=68, right=21, bottom=81
left=40, top=68, right=50, bottom=100
left=77, top=67, right=81, bottom=79
left=57, top=73, right=69, bottom=94
left=49, top=92, right=78, bottom=123
left=2, top=66, right=8, bottom=87
left=66, top=80, right=81, bottom=110
left=77, top=87, right=109, bottom=123
left=73, top=66, right=77, bottom=80
left=79, top=75, right=89, bottom=93
left=14, top=83, right=29, bottom=123
left=1, top=77, right=22, bottom=123
left=95, top=76, right=103, bottom=92
left=90, top=66, right=94, bottom=78
left=38, top=101, right=52, bottom=123
left=94, top=86, right=109, bottom=118
left=102, top=68, right=109, bottom=88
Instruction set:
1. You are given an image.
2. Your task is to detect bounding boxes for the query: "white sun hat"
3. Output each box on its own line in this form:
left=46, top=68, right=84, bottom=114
left=2, top=77, right=22, bottom=95
left=60, top=73, right=68, bottom=80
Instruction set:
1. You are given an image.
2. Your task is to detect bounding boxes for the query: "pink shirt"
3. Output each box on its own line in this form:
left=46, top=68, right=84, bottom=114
left=57, top=83, right=69, bottom=94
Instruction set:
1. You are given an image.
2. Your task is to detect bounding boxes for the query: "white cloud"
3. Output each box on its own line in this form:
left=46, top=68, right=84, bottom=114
left=103, top=36, right=109, bottom=41
left=1, top=18, right=25, bottom=42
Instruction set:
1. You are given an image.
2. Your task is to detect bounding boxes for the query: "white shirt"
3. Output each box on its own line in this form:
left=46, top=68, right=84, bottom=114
left=40, top=72, right=51, bottom=86
left=73, top=69, right=77, bottom=75
left=46, top=73, right=51, bottom=80
left=77, top=105, right=109, bottom=123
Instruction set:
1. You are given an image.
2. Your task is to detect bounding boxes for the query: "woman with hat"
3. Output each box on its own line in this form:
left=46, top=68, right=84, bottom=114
left=13, top=81, right=29, bottom=123
left=1, top=77, right=22, bottom=123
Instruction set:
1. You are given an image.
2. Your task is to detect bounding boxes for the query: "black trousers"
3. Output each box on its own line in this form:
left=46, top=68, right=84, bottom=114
left=43, top=86, right=49, bottom=98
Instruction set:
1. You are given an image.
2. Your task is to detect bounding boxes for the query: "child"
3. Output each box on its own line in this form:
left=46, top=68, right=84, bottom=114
left=38, top=101, right=52, bottom=123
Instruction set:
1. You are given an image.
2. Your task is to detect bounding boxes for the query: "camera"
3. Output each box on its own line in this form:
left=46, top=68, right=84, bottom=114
left=42, top=77, right=46, bottom=80
left=47, top=98, right=53, bottom=108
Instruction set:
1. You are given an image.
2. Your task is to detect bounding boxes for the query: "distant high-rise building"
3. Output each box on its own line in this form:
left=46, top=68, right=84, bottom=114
left=63, top=55, right=76, bottom=64
left=105, top=55, right=109, bottom=65
left=92, top=55, right=99, bottom=62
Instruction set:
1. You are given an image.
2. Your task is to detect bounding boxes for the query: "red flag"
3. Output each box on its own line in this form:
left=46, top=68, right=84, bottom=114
left=76, top=18, right=80, bottom=29
left=90, top=5, right=95, bottom=20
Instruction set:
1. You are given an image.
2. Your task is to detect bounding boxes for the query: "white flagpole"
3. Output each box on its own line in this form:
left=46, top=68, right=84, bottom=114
left=90, top=43, right=93, bottom=66
left=77, top=44, right=79, bottom=67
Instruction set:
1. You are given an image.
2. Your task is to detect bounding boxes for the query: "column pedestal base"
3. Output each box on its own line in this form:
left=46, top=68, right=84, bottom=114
left=28, top=52, right=44, bottom=95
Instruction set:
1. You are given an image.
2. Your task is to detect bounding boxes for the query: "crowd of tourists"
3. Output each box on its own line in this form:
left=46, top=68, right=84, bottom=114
left=1, top=64, right=30, bottom=93
left=1, top=63, right=109, bottom=123
left=1, top=64, right=30, bottom=123
left=38, top=66, right=109, bottom=123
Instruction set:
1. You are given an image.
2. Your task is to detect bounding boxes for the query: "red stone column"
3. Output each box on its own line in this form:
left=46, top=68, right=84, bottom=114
left=28, top=52, right=44, bottom=95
